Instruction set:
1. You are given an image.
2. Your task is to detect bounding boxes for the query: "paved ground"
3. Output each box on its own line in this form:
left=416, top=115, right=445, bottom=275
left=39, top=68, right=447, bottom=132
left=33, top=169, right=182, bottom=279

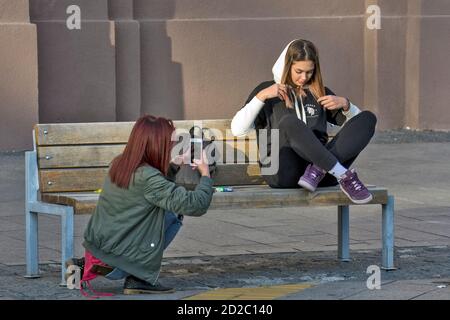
left=0, top=130, right=449, bottom=300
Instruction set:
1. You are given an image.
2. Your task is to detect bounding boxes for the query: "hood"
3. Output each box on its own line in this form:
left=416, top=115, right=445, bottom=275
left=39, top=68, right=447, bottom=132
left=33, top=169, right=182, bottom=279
left=272, top=40, right=297, bottom=84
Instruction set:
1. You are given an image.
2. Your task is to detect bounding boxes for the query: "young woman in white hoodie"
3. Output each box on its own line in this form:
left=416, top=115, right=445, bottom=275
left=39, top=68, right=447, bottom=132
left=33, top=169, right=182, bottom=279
left=231, top=39, right=376, bottom=204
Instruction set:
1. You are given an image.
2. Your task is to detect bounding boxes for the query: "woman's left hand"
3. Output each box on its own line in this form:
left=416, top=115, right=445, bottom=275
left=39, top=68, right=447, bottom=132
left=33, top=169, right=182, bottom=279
left=317, top=95, right=349, bottom=111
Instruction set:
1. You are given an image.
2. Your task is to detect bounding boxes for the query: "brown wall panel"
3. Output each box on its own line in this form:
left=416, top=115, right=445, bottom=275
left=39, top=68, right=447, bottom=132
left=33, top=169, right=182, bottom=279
left=139, top=17, right=365, bottom=120
left=133, top=0, right=365, bottom=19
left=0, top=0, right=38, bottom=151
left=421, top=0, right=450, bottom=15
left=1, top=0, right=449, bottom=151
left=377, top=17, right=407, bottom=129
left=419, top=18, right=450, bottom=130
left=30, top=0, right=116, bottom=123
left=109, top=0, right=141, bottom=121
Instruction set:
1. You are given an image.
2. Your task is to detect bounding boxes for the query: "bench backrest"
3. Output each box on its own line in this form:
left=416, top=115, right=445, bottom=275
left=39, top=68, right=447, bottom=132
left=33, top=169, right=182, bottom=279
left=34, top=120, right=265, bottom=194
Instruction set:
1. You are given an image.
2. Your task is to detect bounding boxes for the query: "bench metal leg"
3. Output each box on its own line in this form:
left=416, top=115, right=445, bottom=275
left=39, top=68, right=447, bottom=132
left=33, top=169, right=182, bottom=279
left=60, top=207, right=74, bottom=286
left=382, top=195, right=396, bottom=270
left=25, top=210, right=40, bottom=278
left=338, top=205, right=350, bottom=262
left=25, top=150, right=41, bottom=278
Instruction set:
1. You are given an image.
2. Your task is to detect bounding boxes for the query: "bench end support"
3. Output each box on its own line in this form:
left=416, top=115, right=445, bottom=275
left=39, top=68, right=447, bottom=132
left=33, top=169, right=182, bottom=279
left=381, top=195, right=396, bottom=270
left=338, top=205, right=350, bottom=262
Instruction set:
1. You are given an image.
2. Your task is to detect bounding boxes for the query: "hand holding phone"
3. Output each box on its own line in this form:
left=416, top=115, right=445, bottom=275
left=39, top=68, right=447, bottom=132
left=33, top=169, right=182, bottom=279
left=190, top=149, right=210, bottom=177
left=190, top=137, right=203, bottom=165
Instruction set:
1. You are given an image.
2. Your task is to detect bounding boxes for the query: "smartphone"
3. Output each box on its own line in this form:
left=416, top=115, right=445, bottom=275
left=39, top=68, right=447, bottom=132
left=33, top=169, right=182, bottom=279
left=190, top=137, right=203, bottom=165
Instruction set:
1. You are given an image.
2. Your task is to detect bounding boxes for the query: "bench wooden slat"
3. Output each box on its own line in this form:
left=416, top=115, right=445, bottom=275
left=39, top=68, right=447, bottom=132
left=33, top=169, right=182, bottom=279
left=38, top=145, right=125, bottom=168
left=35, top=120, right=256, bottom=146
left=41, top=186, right=389, bottom=215
left=210, top=186, right=389, bottom=209
left=39, top=164, right=265, bottom=192
left=40, top=168, right=109, bottom=193
left=40, top=192, right=99, bottom=215
left=37, top=141, right=259, bottom=168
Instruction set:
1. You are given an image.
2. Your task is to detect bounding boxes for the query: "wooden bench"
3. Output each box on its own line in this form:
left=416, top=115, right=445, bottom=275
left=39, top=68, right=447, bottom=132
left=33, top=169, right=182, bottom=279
left=25, top=120, right=395, bottom=285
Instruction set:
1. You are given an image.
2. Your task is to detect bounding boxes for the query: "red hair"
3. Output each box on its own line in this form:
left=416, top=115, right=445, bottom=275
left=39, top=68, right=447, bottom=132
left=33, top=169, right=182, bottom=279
left=109, top=115, right=175, bottom=189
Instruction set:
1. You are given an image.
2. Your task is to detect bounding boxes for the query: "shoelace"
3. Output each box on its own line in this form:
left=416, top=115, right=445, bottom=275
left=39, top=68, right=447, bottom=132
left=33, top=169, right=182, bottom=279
left=310, top=168, right=324, bottom=182
left=346, top=173, right=365, bottom=192
left=351, top=180, right=362, bottom=191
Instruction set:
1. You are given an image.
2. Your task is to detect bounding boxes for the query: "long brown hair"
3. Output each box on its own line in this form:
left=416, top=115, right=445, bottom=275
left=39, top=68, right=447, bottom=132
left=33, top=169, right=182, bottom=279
left=281, top=39, right=326, bottom=99
left=109, top=115, right=175, bottom=189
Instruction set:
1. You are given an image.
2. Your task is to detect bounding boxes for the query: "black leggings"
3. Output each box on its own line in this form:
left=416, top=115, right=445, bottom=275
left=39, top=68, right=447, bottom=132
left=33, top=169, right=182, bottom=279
left=263, top=111, right=377, bottom=188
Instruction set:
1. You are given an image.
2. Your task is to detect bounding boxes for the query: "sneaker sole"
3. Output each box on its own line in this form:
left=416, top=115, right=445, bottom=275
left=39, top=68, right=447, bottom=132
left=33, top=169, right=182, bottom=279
left=339, top=185, right=373, bottom=204
left=123, top=288, right=175, bottom=295
left=298, top=179, right=316, bottom=192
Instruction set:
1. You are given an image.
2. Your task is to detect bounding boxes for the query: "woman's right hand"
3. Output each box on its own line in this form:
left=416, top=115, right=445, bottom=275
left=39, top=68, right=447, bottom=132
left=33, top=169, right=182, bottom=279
left=256, top=83, right=290, bottom=102
left=192, top=150, right=211, bottom=178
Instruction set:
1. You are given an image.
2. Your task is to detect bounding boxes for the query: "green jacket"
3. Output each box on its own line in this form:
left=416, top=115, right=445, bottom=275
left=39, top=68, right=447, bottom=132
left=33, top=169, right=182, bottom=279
left=83, top=165, right=214, bottom=284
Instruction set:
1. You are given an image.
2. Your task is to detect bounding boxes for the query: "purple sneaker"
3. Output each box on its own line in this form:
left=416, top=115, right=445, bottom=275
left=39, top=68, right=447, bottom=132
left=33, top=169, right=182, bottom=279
left=298, top=164, right=326, bottom=192
left=339, top=169, right=373, bottom=204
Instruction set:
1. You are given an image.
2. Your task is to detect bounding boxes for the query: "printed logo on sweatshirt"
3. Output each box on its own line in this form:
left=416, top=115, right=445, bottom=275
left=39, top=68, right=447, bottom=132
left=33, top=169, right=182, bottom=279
left=305, top=103, right=319, bottom=117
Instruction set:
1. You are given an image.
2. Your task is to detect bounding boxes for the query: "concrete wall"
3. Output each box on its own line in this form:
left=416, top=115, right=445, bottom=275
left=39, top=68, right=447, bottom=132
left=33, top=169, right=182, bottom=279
left=135, top=0, right=366, bottom=120
left=0, top=0, right=38, bottom=151
left=0, top=0, right=449, bottom=151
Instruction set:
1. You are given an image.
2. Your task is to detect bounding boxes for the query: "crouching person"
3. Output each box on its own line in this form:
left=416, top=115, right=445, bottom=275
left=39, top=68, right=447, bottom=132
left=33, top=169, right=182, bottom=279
left=82, top=115, right=214, bottom=295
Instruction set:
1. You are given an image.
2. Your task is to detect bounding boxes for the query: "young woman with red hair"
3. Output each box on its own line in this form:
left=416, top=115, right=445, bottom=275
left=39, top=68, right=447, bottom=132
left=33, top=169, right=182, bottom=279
left=74, top=115, right=214, bottom=295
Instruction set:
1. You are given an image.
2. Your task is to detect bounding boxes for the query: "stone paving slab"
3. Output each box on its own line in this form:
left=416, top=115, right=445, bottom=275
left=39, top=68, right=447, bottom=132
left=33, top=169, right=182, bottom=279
left=345, top=280, right=448, bottom=300
left=1, top=142, right=450, bottom=299
left=2, top=245, right=449, bottom=300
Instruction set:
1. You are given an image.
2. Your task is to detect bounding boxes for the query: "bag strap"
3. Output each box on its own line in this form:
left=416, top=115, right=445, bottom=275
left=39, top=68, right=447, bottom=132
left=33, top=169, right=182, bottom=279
left=189, top=126, right=216, bottom=142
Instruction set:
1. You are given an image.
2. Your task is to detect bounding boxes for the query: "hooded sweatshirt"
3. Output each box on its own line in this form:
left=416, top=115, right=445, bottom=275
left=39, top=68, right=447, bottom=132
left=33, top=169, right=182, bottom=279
left=231, top=40, right=361, bottom=140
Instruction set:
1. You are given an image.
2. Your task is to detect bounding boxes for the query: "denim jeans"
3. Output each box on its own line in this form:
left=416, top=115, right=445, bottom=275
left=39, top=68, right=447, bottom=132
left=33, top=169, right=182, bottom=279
left=105, top=211, right=183, bottom=280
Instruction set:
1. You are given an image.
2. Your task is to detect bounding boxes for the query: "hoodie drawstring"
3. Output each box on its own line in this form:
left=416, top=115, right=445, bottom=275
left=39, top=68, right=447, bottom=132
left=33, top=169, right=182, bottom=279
left=290, top=89, right=307, bottom=124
